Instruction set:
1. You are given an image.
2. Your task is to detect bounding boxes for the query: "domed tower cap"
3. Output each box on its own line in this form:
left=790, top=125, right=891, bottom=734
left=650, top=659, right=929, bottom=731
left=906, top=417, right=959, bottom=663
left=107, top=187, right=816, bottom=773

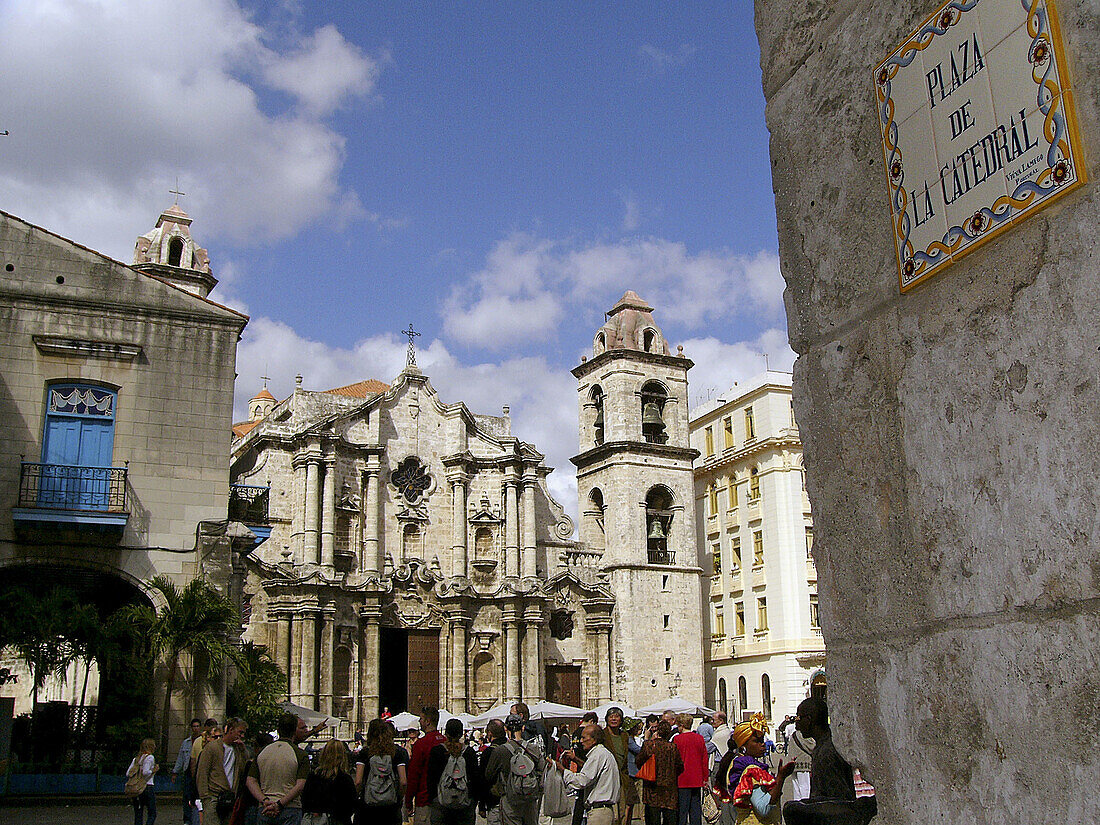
left=608, top=290, right=655, bottom=315
left=594, top=290, right=669, bottom=355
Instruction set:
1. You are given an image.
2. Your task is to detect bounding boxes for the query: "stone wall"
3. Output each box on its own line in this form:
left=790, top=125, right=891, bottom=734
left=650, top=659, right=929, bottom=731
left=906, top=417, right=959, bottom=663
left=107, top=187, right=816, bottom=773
left=754, top=1, right=1100, bottom=821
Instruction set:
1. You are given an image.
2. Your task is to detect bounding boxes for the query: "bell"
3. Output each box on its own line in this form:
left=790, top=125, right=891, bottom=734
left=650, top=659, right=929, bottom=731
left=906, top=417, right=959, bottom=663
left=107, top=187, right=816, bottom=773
left=594, top=407, right=604, bottom=429
left=642, top=402, right=664, bottom=427
left=648, top=518, right=666, bottom=540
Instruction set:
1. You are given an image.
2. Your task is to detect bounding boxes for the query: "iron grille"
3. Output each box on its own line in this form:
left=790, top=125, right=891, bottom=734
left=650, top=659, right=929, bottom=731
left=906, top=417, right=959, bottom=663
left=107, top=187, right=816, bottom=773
left=18, top=463, right=128, bottom=512
left=229, top=484, right=270, bottom=524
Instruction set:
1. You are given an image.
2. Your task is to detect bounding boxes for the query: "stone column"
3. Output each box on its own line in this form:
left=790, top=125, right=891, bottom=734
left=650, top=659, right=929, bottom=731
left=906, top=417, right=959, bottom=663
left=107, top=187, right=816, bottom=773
left=440, top=623, right=452, bottom=709
left=357, top=608, right=381, bottom=725
left=319, top=612, right=335, bottom=715
left=304, top=458, right=321, bottom=565
left=320, top=459, right=336, bottom=570
left=449, top=472, right=469, bottom=578
left=450, top=614, right=469, bottom=713
left=504, top=474, right=520, bottom=577
left=601, top=627, right=613, bottom=705
left=521, top=607, right=543, bottom=704
left=299, top=611, right=318, bottom=707
left=587, top=621, right=612, bottom=705
left=502, top=611, right=521, bottom=702
left=274, top=613, right=291, bottom=679
left=292, top=460, right=307, bottom=564
left=361, top=465, right=381, bottom=575
left=288, top=616, right=301, bottom=701
left=521, top=473, right=537, bottom=578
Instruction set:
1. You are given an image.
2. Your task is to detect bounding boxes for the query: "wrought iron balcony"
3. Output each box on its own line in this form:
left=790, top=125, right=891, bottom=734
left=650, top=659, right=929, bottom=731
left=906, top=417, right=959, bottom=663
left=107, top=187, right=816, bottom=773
left=13, top=462, right=129, bottom=530
left=18, top=462, right=128, bottom=512
left=229, top=484, right=270, bottom=525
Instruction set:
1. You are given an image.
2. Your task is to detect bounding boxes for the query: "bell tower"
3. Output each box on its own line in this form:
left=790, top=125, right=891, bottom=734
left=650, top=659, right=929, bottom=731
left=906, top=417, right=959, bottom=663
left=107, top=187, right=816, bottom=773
left=571, top=290, right=705, bottom=707
left=132, top=202, right=218, bottom=298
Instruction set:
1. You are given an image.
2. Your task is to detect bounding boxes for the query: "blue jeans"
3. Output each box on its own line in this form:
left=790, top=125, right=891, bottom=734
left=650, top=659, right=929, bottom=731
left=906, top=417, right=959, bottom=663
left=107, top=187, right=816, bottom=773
left=134, top=786, right=157, bottom=825
left=264, top=808, right=304, bottom=825
left=677, top=789, right=701, bottom=825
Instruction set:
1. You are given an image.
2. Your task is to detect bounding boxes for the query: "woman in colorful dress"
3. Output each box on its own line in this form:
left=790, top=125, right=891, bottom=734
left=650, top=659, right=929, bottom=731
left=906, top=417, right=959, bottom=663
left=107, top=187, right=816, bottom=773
left=710, top=714, right=794, bottom=825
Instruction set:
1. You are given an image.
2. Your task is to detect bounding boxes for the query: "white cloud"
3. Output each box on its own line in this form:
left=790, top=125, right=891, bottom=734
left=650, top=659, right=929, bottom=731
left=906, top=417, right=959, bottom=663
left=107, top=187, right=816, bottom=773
left=443, top=232, right=786, bottom=350
left=262, top=25, right=385, bottom=116
left=638, top=43, right=697, bottom=72
left=678, top=329, right=796, bottom=409
left=234, top=318, right=580, bottom=519
left=619, top=191, right=642, bottom=232
left=0, top=0, right=387, bottom=259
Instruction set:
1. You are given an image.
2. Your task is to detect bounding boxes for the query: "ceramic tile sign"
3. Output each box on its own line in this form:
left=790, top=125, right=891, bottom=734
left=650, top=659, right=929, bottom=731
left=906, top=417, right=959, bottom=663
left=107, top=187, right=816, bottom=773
left=875, top=0, right=1085, bottom=292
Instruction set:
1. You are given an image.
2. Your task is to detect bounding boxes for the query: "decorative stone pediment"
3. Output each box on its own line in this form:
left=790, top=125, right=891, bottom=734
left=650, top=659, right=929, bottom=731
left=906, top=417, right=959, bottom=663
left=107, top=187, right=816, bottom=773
left=395, top=500, right=429, bottom=524
left=468, top=492, right=502, bottom=524
left=381, top=589, right=446, bottom=629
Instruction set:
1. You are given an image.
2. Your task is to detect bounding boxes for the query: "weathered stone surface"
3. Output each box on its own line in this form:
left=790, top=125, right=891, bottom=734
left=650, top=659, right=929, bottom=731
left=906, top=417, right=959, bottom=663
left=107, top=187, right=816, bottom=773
left=756, top=0, right=1100, bottom=820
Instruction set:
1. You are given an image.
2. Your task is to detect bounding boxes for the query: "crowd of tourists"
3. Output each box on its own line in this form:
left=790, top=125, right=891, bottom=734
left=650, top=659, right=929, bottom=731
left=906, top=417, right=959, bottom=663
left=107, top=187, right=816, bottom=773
left=133, top=696, right=863, bottom=825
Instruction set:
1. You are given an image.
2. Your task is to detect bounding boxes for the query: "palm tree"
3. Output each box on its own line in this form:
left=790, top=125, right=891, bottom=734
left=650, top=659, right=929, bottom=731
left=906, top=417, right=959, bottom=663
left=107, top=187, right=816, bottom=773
left=228, top=642, right=289, bottom=735
left=119, top=576, right=241, bottom=760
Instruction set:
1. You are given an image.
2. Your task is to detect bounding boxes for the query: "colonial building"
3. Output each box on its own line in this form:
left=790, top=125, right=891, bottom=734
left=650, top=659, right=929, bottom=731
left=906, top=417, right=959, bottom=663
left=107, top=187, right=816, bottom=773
left=0, top=206, right=248, bottom=736
left=571, top=291, right=706, bottom=706
left=690, top=371, right=824, bottom=723
left=233, top=355, right=617, bottom=728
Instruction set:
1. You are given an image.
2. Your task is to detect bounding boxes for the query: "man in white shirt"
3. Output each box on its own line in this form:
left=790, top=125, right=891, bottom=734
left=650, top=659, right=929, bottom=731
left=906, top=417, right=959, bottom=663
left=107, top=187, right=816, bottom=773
left=710, top=712, right=731, bottom=768
left=558, top=725, right=620, bottom=825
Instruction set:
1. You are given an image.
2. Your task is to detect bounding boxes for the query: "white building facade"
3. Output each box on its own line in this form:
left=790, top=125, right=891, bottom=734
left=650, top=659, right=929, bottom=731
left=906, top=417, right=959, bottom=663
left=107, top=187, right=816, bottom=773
left=690, top=371, right=825, bottom=723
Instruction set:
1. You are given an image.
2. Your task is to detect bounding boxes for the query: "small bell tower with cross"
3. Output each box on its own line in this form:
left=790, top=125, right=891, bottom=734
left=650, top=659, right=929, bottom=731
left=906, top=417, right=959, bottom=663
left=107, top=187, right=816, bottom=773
left=132, top=181, right=218, bottom=298
left=570, top=290, right=704, bottom=707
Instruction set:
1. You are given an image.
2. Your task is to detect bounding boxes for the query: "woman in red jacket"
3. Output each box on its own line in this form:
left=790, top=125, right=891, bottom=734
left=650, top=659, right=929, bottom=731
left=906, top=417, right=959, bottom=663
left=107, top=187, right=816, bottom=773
left=673, top=714, right=709, bottom=825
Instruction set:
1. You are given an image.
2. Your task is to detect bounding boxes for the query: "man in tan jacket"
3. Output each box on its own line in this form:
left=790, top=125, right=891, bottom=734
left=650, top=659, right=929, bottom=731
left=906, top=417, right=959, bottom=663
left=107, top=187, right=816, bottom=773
left=195, top=718, right=248, bottom=825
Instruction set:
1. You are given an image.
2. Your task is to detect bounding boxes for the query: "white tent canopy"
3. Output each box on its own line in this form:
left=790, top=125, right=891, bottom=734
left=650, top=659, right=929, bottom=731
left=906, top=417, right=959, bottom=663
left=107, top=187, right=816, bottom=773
left=527, top=701, right=585, bottom=720
left=635, top=697, right=715, bottom=717
left=384, top=710, right=481, bottom=732
left=386, top=711, right=421, bottom=731
left=589, top=702, right=638, bottom=720
left=281, top=702, right=344, bottom=727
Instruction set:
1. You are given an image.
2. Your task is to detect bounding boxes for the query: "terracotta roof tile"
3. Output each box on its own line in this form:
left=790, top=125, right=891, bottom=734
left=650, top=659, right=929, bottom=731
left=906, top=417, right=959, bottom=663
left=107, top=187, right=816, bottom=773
left=322, top=379, right=389, bottom=398
left=232, top=420, right=260, bottom=438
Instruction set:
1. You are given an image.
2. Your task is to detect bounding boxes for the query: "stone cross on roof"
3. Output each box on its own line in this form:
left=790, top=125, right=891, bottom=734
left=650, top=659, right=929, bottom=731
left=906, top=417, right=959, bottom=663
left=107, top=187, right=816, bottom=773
left=169, top=177, right=186, bottom=204
left=402, top=323, right=420, bottom=367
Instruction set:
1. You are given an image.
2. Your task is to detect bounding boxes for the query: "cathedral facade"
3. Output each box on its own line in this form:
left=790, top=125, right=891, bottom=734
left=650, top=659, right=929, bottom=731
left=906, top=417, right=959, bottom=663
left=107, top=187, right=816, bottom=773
left=235, top=293, right=705, bottom=727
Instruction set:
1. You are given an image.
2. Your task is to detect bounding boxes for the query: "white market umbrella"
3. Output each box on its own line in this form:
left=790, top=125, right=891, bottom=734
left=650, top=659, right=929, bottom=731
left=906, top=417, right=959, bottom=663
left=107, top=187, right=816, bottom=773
left=281, top=701, right=343, bottom=727
left=470, top=701, right=513, bottom=727
left=590, top=702, right=638, bottom=720
left=387, top=711, right=421, bottom=731
left=635, top=697, right=716, bottom=717
left=527, top=701, right=585, bottom=720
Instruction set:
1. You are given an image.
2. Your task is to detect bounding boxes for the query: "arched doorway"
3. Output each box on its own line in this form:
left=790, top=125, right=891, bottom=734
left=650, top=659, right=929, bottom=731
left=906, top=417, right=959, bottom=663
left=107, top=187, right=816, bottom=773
left=0, top=563, right=155, bottom=765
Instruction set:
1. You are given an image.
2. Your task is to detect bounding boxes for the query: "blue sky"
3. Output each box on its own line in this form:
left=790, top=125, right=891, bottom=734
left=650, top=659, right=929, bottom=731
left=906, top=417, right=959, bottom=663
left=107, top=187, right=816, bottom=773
left=0, top=0, right=792, bottom=510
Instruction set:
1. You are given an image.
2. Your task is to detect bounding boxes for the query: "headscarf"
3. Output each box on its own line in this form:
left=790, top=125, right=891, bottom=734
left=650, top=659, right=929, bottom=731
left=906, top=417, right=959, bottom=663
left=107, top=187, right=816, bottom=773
left=731, top=712, right=770, bottom=748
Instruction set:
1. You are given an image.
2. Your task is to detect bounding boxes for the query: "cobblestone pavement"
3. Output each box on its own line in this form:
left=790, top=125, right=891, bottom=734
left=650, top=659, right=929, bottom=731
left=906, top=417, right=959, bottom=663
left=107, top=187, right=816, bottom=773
left=5, top=801, right=140, bottom=825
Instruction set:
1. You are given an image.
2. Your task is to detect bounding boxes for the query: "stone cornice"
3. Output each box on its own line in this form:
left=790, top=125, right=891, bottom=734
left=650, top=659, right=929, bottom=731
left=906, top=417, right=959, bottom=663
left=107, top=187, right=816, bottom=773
left=571, top=440, right=699, bottom=469
left=694, top=432, right=802, bottom=476
left=0, top=286, right=247, bottom=331
left=572, top=348, right=693, bottom=379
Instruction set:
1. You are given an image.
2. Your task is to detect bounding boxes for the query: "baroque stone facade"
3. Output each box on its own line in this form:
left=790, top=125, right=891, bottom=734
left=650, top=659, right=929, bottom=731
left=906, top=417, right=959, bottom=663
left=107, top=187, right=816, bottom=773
left=237, top=291, right=707, bottom=723
left=234, top=364, right=615, bottom=726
